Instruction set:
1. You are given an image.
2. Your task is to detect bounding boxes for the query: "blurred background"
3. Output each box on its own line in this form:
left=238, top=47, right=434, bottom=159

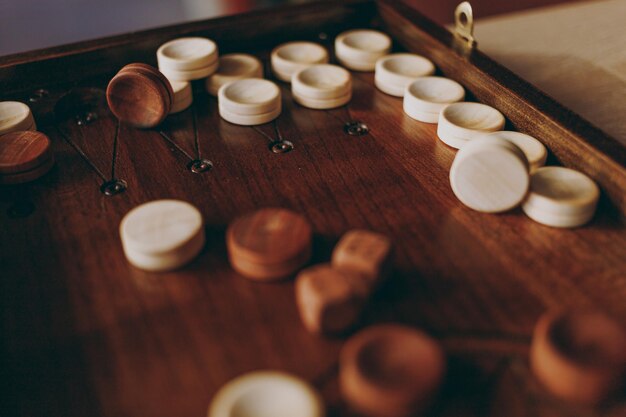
left=0, top=0, right=574, bottom=56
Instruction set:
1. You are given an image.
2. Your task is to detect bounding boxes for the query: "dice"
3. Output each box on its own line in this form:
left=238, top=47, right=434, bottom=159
left=332, top=229, right=393, bottom=287
left=295, top=230, right=393, bottom=334
left=295, top=264, right=364, bottom=334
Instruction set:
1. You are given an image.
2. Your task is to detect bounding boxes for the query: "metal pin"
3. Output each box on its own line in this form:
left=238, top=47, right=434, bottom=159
left=100, top=179, right=127, bottom=196
left=344, top=121, right=369, bottom=136
left=270, top=140, right=294, bottom=154
left=187, top=159, right=213, bottom=173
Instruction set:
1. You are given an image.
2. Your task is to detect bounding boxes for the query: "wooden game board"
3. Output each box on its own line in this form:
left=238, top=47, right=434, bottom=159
left=1, top=1, right=625, bottom=416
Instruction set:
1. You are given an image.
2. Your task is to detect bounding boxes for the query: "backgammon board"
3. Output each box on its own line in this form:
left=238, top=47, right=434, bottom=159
left=1, top=1, right=625, bottom=416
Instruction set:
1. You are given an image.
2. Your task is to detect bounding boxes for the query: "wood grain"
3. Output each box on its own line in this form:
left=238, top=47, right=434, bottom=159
left=1, top=2, right=625, bottom=417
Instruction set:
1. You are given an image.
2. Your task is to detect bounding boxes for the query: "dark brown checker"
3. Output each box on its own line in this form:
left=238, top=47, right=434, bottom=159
left=0, top=130, right=52, bottom=174
left=106, top=64, right=171, bottom=128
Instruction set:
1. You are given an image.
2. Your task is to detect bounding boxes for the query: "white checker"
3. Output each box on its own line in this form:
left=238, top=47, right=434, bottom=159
left=404, top=77, right=465, bottom=115
left=157, top=37, right=218, bottom=71
left=522, top=166, right=599, bottom=227
left=335, top=29, right=392, bottom=71
left=218, top=78, right=281, bottom=115
left=439, top=102, right=505, bottom=142
left=208, top=371, right=324, bottom=417
left=482, top=131, right=547, bottom=172
left=159, top=60, right=219, bottom=82
left=271, top=42, right=329, bottom=82
left=374, top=53, right=435, bottom=97
left=0, top=101, right=36, bottom=136
left=292, top=64, right=352, bottom=100
left=450, top=136, right=530, bottom=213
left=292, top=90, right=351, bottom=110
left=205, top=54, right=263, bottom=96
left=120, top=199, right=205, bottom=271
left=218, top=102, right=281, bottom=126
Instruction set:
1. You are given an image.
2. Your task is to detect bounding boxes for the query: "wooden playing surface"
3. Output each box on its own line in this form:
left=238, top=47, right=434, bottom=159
left=1, top=1, right=625, bottom=416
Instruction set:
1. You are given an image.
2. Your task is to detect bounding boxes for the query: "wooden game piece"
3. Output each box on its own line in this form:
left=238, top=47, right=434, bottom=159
left=119, top=199, right=205, bottom=272
left=292, top=90, right=352, bottom=110
left=295, top=264, right=365, bottom=334
left=522, top=166, right=599, bottom=228
left=374, top=54, right=435, bottom=97
left=205, top=54, right=263, bottom=96
left=331, top=229, right=393, bottom=288
left=120, top=63, right=175, bottom=105
left=0, top=101, right=36, bottom=136
left=335, top=29, right=392, bottom=71
left=159, top=59, right=219, bottom=82
left=340, top=324, right=446, bottom=417
left=169, top=80, right=193, bottom=114
left=450, top=136, right=529, bottom=213
left=208, top=371, right=324, bottom=417
left=0, top=155, right=55, bottom=185
left=157, top=37, right=218, bottom=71
left=271, top=42, right=329, bottom=82
left=218, top=78, right=281, bottom=115
left=438, top=102, right=505, bottom=146
left=483, top=131, right=547, bottom=172
left=226, top=208, right=312, bottom=281
left=0, top=131, right=52, bottom=174
left=292, top=64, right=352, bottom=100
left=530, top=310, right=626, bottom=405
left=218, top=103, right=281, bottom=126
left=435, top=125, right=470, bottom=149
left=107, top=64, right=172, bottom=128
left=403, top=77, right=465, bottom=122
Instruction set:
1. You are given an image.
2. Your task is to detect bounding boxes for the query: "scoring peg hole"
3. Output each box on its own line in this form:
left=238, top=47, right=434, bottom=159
left=344, top=121, right=369, bottom=136
left=270, top=140, right=294, bottom=154
left=100, top=179, right=127, bottom=196
left=187, top=159, right=213, bottom=173
left=29, top=89, right=49, bottom=103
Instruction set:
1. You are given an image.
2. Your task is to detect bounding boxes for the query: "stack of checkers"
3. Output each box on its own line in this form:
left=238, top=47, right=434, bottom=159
left=106, top=63, right=174, bottom=128
left=0, top=101, right=37, bottom=136
left=271, top=41, right=329, bottom=82
left=218, top=78, right=281, bottom=126
left=403, top=77, right=465, bottom=123
left=119, top=199, right=205, bottom=272
left=0, top=131, right=54, bottom=184
left=374, top=53, right=435, bottom=97
left=437, top=102, right=505, bottom=149
left=291, top=64, right=352, bottom=110
left=522, top=167, right=600, bottom=228
left=335, top=29, right=392, bottom=71
left=169, top=80, right=193, bottom=114
left=157, top=37, right=219, bottom=81
left=205, top=53, right=263, bottom=96
left=226, top=208, right=312, bottom=281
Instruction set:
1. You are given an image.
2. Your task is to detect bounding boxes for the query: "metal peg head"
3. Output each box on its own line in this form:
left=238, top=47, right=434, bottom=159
left=344, top=121, right=369, bottom=136
left=100, top=179, right=127, bottom=196
left=454, top=2, right=477, bottom=49
left=187, top=159, right=213, bottom=173
left=29, top=89, right=49, bottom=103
left=270, top=140, right=294, bottom=154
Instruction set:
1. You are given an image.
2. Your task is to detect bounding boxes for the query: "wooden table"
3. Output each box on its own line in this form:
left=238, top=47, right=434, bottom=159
left=1, top=1, right=625, bottom=416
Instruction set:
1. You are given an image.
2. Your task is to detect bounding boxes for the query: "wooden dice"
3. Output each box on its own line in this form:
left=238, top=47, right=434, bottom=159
left=530, top=310, right=626, bottom=405
left=295, top=229, right=392, bottom=334
left=295, top=264, right=365, bottom=334
left=332, top=229, right=393, bottom=287
left=0, top=131, right=54, bottom=184
left=106, top=63, right=173, bottom=128
left=339, top=324, right=446, bottom=417
left=226, top=208, right=312, bottom=281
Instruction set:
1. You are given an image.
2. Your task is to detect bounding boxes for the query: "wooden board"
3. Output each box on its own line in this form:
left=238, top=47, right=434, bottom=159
left=1, top=1, right=625, bottom=416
